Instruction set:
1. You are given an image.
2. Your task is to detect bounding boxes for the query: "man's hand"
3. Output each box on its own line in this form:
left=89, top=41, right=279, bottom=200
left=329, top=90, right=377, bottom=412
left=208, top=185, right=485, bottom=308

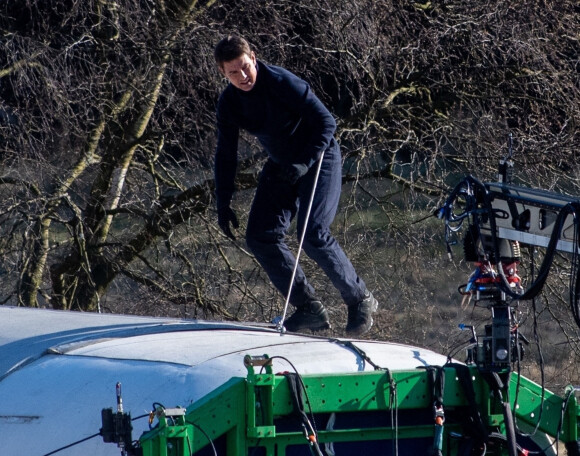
left=280, top=163, right=309, bottom=185
left=217, top=206, right=239, bottom=240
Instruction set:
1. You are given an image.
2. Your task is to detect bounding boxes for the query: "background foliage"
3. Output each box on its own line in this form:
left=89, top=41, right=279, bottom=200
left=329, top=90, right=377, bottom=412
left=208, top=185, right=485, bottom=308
left=1, top=0, right=579, bottom=390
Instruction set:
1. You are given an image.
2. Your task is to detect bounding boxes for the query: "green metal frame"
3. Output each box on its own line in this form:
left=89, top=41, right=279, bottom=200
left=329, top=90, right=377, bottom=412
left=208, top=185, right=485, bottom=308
left=137, top=356, right=580, bottom=456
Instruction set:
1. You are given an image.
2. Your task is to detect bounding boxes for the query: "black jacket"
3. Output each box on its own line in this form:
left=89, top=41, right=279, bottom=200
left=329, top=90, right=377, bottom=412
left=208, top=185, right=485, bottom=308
left=214, top=60, right=336, bottom=207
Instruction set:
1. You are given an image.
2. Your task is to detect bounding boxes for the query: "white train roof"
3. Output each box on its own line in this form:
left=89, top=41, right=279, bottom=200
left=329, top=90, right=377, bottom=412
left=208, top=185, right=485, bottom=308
left=0, top=306, right=449, bottom=456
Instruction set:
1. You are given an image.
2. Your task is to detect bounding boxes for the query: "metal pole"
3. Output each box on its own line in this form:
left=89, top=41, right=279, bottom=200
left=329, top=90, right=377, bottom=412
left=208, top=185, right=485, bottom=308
left=277, top=151, right=325, bottom=334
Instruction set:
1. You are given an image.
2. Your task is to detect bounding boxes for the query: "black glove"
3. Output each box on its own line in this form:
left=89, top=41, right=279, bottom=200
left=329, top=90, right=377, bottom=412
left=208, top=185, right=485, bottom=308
left=279, top=163, right=309, bottom=185
left=217, top=206, right=239, bottom=240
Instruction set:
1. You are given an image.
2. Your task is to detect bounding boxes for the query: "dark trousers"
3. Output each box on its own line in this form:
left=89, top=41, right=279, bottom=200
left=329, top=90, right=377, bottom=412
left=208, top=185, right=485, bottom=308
left=246, top=140, right=366, bottom=307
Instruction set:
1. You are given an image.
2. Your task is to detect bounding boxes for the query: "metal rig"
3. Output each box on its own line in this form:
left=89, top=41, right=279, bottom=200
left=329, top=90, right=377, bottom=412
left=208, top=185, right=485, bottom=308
left=102, top=148, right=580, bottom=456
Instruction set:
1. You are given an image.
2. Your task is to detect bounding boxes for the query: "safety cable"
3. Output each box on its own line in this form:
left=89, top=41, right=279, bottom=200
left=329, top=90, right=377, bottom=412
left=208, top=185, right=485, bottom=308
left=41, top=413, right=149, bottom=456
left=334, top=340, right=399, bottom=455
left=278, top=151, right=326, bottom=333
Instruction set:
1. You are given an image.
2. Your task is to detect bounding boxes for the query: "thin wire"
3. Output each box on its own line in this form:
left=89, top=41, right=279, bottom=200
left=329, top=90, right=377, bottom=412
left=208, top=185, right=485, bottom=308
left=41, top=433, right=101, bottom=456
left=269, top=356, right=322, bottom=447
left=333, top=340, right=398, bottom=454
left=513, top=247, right=545, bottom=438
left=391, top=381, right=399, bottom=456
left=570, top=210, right=580, bottom=327
left=249, top=438, right=263, bottom=456
left=278, top=152, right=326, bottom=333
left=191, top=422, right=217, bottom=456
left=41, top=413, right=149, bottom=456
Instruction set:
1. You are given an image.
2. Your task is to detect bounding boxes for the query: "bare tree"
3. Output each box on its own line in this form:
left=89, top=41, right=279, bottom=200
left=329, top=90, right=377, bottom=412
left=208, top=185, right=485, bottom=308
left=0, top=0, right=226, bottom=313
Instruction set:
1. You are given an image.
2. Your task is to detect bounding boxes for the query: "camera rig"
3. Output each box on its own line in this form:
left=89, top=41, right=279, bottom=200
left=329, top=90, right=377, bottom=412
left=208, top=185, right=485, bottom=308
left=438, top=144, right=580, bottom=374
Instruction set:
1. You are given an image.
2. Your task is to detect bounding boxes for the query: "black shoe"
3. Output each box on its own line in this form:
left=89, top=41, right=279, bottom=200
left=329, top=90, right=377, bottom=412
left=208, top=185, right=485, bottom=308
left=346, top=291, right=378, bottom=336
left=284, top=300, right=331, bottom=332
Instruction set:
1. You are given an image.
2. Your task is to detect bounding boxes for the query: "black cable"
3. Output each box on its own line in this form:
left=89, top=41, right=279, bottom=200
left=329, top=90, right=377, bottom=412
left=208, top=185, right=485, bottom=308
left=522, top=387, right=580, bottom=456
left=439, top=176, right=480, bottom=258
left=249, top=438, right=263, bottom=456
left=557, top=387, right=580, bottom=454
left=41, top=412, right=150, bottom=456
left=497, top=202, right=580, bottom=303
left=569, top=210, right=580, bottom=328
left=337, top=340, right=385, bottom=371
left=486, top=432, right=527, bottom=454
left=41, top=432, right=101, bottom=456
left=269, top=356, right=323, bottom=456
left=391, top=377, right=399, bottom=456
left=148, top=403, right=217, bottom=456
left=269, top=356, right=315, bottom=421
left=191, top=421, right=217, bottom=456
left=513, top=247, right=546, bottom=439
left=445, top=336, right=476, bottom=363
left=332, top=340, right=399, bottom=454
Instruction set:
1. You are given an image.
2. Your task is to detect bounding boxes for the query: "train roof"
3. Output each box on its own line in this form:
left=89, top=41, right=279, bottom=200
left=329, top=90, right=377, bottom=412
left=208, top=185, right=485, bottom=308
left=0, top=306, right=449, bottom=455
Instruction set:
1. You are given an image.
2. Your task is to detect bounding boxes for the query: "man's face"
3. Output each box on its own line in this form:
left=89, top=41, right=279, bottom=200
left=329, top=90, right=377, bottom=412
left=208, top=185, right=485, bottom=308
left=221, top=51, right=258, bottom=91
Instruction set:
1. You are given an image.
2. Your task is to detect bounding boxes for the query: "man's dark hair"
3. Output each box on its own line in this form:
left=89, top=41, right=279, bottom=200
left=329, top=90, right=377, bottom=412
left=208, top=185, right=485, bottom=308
left=214, top=35, right=252, bottom=68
